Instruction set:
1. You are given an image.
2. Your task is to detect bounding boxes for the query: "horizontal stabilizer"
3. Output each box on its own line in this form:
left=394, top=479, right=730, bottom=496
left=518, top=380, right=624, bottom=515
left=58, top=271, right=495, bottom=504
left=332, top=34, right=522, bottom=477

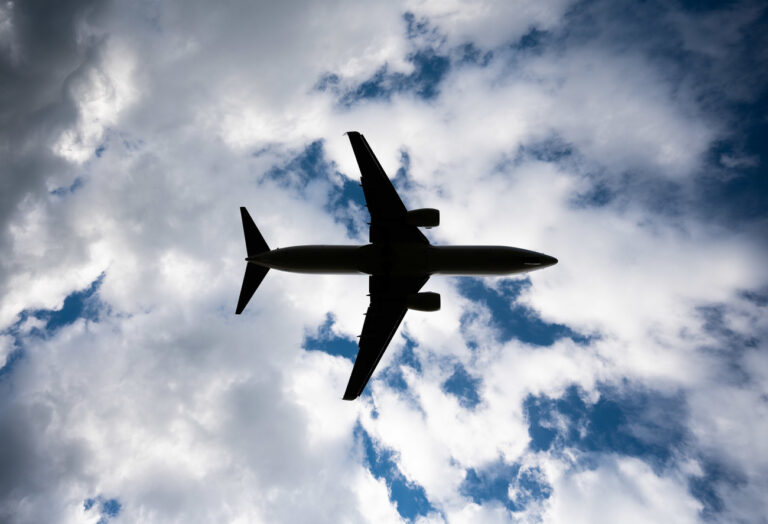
left=235, top=264, right=269, bottom=314
left=240, top=207, right=269, bottom=256
left=236, top=207, right=270, bottom=314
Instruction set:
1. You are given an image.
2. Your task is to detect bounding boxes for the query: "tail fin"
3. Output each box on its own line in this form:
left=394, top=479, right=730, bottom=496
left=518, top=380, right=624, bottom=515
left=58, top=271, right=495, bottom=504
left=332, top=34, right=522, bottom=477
left=236, top=207, right=270, bottom=314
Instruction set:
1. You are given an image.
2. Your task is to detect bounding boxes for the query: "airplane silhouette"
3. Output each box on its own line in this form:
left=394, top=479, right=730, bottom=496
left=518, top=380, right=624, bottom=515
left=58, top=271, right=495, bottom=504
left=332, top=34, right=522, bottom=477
left=236, top=132, right=557, bottom=400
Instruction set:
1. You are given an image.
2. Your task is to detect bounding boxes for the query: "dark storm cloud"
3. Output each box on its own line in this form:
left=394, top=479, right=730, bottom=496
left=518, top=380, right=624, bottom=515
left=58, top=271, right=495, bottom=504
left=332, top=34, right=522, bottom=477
left=0, top=398, right=91, bottom=523
left=0, top=3, right=109, bottom=518
left=0, top=0, right=108, bottom=281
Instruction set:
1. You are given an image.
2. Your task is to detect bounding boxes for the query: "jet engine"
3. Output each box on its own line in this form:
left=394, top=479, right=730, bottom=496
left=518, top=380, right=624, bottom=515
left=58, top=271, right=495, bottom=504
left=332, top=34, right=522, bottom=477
left=407, top=292, right=441, bottom=311
left=406, top=208, right=439, bottom=228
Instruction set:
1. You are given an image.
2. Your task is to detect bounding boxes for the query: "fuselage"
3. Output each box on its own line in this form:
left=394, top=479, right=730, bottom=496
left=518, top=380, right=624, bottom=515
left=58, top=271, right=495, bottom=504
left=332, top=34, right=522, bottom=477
left=248, top=244, right=557, bottom=276
left=237, top=131, right=561, bottom=401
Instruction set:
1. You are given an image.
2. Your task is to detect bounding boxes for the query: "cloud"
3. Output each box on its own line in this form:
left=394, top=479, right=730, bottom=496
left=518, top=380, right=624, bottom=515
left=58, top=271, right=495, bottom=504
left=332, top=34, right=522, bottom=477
left=1, top=0, right=767, bottom=522
left=0, top=0, right=111, bottom=320
left=541, top=456, right=703, bottom=524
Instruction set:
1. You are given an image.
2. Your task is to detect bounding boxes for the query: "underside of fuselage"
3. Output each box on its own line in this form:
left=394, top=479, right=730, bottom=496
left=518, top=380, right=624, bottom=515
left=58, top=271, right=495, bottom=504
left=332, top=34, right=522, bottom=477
left=237, top=132, right=560, bottom=400
left=247, top=244, right=557, bottom=276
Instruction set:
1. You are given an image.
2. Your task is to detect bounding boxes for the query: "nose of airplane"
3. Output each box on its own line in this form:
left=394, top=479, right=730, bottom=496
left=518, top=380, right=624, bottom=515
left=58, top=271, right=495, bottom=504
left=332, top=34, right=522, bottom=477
left=541, top=254, right=558, bottom=267
left=521, top=251, right=558, bottom=269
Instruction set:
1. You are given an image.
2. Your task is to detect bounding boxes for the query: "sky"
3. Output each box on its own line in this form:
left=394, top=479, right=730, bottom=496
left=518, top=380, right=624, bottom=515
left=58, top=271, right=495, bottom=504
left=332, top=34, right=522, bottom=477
left=1, top=0, right=767, bottom=522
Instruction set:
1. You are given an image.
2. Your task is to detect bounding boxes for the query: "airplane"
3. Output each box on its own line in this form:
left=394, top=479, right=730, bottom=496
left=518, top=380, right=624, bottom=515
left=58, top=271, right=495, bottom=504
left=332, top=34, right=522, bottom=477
left=236, top=131, right=557, bottom=400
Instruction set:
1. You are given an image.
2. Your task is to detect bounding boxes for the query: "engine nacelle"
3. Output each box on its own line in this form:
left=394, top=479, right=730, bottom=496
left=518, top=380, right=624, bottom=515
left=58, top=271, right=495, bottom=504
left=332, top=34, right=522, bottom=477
left=406, top=208, right=439, bottom=228
left=406, top=292, right=441, bottom=312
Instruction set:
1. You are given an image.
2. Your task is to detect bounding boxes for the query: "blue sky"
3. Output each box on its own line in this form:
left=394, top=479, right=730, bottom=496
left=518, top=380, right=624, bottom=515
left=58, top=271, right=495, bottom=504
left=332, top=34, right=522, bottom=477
left=1, top=1, right=767, bottom=522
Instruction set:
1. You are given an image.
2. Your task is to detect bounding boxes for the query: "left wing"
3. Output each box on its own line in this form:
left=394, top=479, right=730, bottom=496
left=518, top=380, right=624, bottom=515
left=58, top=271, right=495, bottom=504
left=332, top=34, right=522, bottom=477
left=343, top=275, right=429, bottom=400
left=346, top=131, right=428, bottom=245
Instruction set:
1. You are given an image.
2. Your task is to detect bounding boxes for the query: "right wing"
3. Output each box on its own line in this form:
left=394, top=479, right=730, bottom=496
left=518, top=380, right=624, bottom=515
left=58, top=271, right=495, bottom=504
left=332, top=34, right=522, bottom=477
left=343, top=275, right=428, bottom=400
left=346, top=131, right=428, bottom=245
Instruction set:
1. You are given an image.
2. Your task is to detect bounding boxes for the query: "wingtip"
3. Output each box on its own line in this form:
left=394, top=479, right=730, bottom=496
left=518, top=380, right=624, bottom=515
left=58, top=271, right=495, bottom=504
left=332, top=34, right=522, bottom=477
left=342, top=386, right=359, bottom=401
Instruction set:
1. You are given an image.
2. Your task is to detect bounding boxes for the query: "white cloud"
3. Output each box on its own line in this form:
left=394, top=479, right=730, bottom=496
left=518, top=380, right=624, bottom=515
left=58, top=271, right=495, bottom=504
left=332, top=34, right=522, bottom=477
left=404, top=0, right=576, bottom=50
left=2, top=0, right=767, bottom=522
left=540, top=456, right=703, bottom=524
left=54, top=40, right=138, bottom=164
